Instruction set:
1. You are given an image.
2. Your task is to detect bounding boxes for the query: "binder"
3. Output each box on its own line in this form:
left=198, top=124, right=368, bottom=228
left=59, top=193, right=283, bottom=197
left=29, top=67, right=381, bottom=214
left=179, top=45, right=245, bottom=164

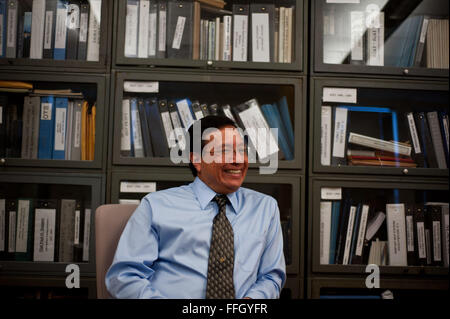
left=278, top=96, right=294, bottom=153
left=33, top=199, right=58, bottom=262
left=154, top=98, right=173, bottom=156
left=438, top=112, right=449, bottom=166
left=270, top=102, right=292, bottom=159
left=413, top=204, right=427, bottom=266
left=426, top=204, right=443, bottom=266
left=335, top=197, right=351, bottom=264
left=70, top=99, right=82, bottom=160
left=43, top=0, right=57, bottom=59
left=176, top=98, right=195, bottom=131
left=58, top=199, right=76, bottom=262
left=124, top=0, right=139, bottom=57
left=52, top=97, right=68, bottom=159
left=351, top=203, right=369, bottom=265
left=80, top=100, right=87, bottom=160
left=138, top=0, right=150, bottom=58
left=414, top=112, right=438, bottom=168
left=260, top=103, right=290, bottom=160
left=405, top=204, right=417, bottom=266
left=0, top=0, right=6, bottom=57
left=222, top=104, right=236, bottom=122
left=208, top=103, right=220, bottom=116
left=38, top=95, right=55, bottom=159
left=0, top=198, right=5, bottom=259
left=21, top=96, right=40, bottom=159
left=88, top=103, right=95, bottom=160
left=120, top=98, right=132, bottom=157
left=342, top=204, right=357, bottom=265
left=5, top=199, right=17, bottom=260
left=30, top=0, right=46, bottom=59
left=72, top=200, right=84, bottom=262
left=0, top=95, right=7, bottom=157
left=66, top=0, right=81, bottom=59
left=200, top=103, right=210, bottom=117
left=426, top=111, right=447, bottom=169
left=405, top=112, right=425, bottom=167
left=5, top=0, right=18, bottom=58
left=22, top=11, right=32, bottom=58
left=130, top=97, right=144, bottom=158
left=138, top=98, right=154, bottom=157
left=148, top=1, right=158, bottom=58
left=167, top=0, right=194, bottom=59
left=77, top=0, right=89, bottom=60
left=86, top=0, right=100, bottom=61
left=16, top=198, right=34, bottom=261
left=232, top=1, right=249, bottom=62
left=65, top=100, right=73, bottom=159
left=191, top=100, right=204, bottom=120
left=156, top=0, right=167, bottom=59
left=168, top=99, right=186, bottom=150
left=331, top=107, right=348, bottom=166
left=386, top=203, right=407, bottom=266
left=329, top=201, right=341, bottom=264
left=82, top=205, right=91, bottom=262
left=319, top=201, right=332, bottom=265
left=53, top=0, right=69, bottom=60
left=249, top=2, right=274, bottom=63
left=349, top=203, right=364, bottom=264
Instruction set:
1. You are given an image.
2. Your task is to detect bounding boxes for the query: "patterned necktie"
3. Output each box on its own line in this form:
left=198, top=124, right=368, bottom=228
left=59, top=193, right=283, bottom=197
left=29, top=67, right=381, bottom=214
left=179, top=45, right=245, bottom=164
left=205, top=194, right=235, bottom=299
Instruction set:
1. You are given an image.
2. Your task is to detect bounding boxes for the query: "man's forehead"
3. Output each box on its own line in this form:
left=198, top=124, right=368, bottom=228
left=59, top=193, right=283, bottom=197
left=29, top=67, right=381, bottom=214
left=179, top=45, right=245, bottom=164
left=207, top=126, right=243, bottom=143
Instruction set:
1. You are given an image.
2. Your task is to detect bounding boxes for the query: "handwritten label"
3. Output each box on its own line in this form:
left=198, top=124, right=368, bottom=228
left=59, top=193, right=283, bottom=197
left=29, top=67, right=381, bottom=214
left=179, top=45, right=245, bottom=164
left=321, top=187, right=342, bottom=200
left=323, top=87, right=357, bottom=103
left=124, top=81, right=159, bottom=93
left=120, top=181, right=156, bottom=193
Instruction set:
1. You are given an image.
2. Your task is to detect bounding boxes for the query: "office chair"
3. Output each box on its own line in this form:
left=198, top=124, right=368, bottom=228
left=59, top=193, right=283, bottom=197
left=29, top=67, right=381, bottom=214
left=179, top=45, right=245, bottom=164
left=95, top=204, right=138, bottom=298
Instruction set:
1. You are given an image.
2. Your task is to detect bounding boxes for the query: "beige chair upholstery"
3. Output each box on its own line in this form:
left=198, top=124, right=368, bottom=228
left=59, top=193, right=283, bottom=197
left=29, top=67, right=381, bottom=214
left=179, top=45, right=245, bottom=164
left=95, top=204, right=138, bottom=299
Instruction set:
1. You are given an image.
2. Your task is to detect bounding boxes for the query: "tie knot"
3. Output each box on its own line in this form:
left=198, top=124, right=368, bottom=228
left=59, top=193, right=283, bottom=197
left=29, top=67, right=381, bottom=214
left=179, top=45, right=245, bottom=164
left=213, top=194, right=228, bottom=210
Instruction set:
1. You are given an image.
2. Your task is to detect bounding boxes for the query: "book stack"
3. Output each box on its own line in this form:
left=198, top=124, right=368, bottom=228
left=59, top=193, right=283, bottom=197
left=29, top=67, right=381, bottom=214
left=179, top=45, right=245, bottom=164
left=321, top=105, right=449, bottom=169
left=320, top=198, right=449, bottom=268
left=124, top=0, right=295, bottom=63
left=0, top=81, right=96, bottom=160
left=120, top=92, right=295, bottom=161
left=0, top=0, right=102, bottom=61
left=0, top=198, right=91, bottom=262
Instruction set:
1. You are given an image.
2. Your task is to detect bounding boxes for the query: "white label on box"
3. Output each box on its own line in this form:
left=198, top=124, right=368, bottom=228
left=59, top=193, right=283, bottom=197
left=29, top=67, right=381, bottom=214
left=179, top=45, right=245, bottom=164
left=41, top=103, right=52, bottom=120
left=124, top=81, right=159, bottom=93
left=120, top=181, right=156, bottom=193
left=54, top=108, right=67, bottom=151
left=251, top=13, right=270, bottom=62
left=321, top=187, right=342, bottom=200
left=323, top=87, right=357, bottom=103
left=44, top=11, right=53, bottom=49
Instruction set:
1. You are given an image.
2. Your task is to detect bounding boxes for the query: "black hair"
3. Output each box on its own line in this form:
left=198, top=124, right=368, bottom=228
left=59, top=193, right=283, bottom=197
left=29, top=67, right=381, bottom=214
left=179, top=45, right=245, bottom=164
left=187, top=115, right=238, bottom=177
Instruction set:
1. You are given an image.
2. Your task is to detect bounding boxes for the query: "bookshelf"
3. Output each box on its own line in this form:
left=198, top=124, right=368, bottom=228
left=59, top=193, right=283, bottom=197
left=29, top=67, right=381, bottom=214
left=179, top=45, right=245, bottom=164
left=309, top=0, right=449, bottom=299
left=1, top=0, right=448, bottom=299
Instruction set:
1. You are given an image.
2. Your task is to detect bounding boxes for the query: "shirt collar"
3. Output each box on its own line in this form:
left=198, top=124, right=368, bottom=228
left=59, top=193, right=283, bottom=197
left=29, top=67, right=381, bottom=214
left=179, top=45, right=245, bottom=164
left=191, top=177, right=239, bottom=214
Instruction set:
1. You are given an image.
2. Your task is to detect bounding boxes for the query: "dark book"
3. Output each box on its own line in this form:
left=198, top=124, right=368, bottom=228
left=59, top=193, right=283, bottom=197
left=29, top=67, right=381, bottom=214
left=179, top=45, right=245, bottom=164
left=138, top=98, right=154, bottom=157
left=77, top=0, right=89, bottom=60
left=413, top=204, right=427, bottom=266
left=166, top=0, right=194, bottom=59
left=426, top=204, right=443, bottom=267
left=414, top=112, right=438, bottom=168
left=145, top=98, right=169, bottom=157
left=66, top=0, right=81, bottom=60
left=43, top=0, right=57, bottom=59
left=405, top=204, right=418, bottom=266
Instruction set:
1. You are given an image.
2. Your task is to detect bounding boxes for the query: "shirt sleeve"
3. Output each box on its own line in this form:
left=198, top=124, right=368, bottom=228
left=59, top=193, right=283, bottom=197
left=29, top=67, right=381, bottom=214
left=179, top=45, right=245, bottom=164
left=105, top=197, right=166, bottom=299
left=244, top=199, right=287, bottom=299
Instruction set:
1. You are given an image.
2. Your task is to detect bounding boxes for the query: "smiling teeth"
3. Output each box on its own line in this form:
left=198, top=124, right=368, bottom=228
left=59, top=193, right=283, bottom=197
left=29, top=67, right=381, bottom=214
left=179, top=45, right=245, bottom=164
left=227, top=170, right=241, bottom=174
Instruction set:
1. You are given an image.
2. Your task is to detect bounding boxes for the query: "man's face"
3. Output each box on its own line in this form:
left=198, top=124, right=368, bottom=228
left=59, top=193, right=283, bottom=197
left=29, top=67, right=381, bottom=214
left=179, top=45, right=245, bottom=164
left=192, top=125, right=249, bottom=194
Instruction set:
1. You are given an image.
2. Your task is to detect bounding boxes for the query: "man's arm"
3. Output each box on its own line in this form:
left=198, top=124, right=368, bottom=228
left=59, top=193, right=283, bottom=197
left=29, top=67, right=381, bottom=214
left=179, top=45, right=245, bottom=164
left=244, top=200, right=287, bottom=299
left=105, top=198, right=166, bottom=298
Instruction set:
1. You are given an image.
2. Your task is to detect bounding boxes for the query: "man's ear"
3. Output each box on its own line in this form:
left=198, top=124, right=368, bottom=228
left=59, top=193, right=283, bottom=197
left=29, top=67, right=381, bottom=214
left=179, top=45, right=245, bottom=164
left=190, top=152, right=202, bottom=174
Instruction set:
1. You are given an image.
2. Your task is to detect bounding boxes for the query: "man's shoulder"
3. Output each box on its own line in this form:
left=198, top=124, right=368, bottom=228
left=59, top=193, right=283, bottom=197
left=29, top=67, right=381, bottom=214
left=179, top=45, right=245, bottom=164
left=143, top=184, right=194, bottom=202
left=238, top=187, right=277, bottom=205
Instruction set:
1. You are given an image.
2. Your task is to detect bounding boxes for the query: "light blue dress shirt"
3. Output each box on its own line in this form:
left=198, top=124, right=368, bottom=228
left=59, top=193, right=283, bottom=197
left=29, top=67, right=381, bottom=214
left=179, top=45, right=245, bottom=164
left=105, top=177, right=286, bottom=299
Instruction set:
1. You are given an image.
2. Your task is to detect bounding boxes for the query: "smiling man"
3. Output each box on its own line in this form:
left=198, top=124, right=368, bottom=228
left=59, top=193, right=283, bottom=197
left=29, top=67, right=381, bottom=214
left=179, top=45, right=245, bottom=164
left=105, top=116, right=286, bottom=299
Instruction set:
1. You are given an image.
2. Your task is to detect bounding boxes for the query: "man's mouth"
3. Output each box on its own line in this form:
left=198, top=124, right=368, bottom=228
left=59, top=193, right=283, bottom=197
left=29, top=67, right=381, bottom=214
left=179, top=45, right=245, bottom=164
left=224, top=169, right=242, bottom=175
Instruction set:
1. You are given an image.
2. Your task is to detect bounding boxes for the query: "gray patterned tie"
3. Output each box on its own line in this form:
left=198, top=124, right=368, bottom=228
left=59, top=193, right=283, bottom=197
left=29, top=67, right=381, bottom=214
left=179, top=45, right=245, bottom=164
left=205, top=194, right=235, bottom=299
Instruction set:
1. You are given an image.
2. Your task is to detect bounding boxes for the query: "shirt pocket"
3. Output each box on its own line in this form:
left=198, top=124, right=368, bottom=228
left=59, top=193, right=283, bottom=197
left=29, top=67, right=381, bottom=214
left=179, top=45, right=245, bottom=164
left=235, top=233, right=265, bottom=272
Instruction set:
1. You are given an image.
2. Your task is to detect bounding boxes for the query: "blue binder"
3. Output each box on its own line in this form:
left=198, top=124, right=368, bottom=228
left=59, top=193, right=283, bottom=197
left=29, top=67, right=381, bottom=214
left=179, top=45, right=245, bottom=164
left=129, top=97, right=138, bottom=157
left=38, top=96, right=55, bottom=159
left=329, top=201, right=341, bottom=264
left=0, top=0, right=6, bottom=58
left=278, top=96, right=295, bottom=152
left=52, top=97, right=68, bottom=159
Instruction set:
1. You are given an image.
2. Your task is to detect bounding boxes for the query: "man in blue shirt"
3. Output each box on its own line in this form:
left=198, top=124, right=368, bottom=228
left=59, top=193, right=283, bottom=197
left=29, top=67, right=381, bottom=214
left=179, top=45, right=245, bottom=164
left=106, top=116, right=286, bottom=298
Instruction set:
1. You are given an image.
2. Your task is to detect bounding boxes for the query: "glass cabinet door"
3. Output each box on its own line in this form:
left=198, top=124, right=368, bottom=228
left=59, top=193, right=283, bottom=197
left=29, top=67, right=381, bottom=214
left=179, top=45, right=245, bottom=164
left=117, top=0, right=303, bottom=71
left=0, top=0, right=108, bottom=69
left=311, top=177, right=449, bottom=275
left=113, top=71, right=303, bottom=170
left=0, top=73, right=106, bottom=168
left=313, top=78, right=449, bottom=176
left=314, top=0, right=449, bottom=76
